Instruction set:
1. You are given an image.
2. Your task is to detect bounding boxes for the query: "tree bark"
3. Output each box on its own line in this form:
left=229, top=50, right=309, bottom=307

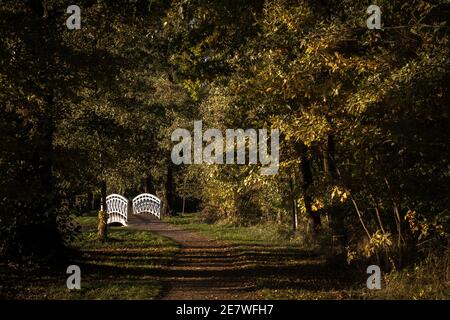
left=323, top=134, right=336, bottom=176
left=301, top=152, right=321, bottom=234
left=295, top=142, right=320, bottom=234
left=37, top=94, right=60, bottom=252
left=164, top=163, right=174, bottom=215
left=87, top=192, right=93, bottom=211
left=144, top=175, right=154, bottom=194
left=289, top=177, right=298, bottom=231
left=324, top=133, right=347, bottom=244
left=98, top=180, right=108, bottom=240
left=100, top=180, right=107, bottom=210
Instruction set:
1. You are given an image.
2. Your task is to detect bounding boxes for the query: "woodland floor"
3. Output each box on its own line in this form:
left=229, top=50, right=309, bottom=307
left=1, top=213, right=375, bottom=300
left=127, top=214, right=363, bottom=300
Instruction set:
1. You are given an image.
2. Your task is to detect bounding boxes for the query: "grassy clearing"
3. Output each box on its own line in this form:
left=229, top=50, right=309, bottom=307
left=165, top=213, right=301, bottom=246
left=0, top=213, right=178, bottom=300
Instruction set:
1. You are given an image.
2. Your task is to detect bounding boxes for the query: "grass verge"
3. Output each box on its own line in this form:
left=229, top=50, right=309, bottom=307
left=0, top=212, right=178, bottom=300
left=164, top=213, right=301, bottom=246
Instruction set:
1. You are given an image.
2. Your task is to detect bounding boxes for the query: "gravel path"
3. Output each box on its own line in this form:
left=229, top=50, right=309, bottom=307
left=127, top=214, right=257, bottom=299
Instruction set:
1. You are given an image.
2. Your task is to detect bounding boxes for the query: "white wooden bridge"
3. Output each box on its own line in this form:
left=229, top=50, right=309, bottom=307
left=106, top=193, right=161, bottom=226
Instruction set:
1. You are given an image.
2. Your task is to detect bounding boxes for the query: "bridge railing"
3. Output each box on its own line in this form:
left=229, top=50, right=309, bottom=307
left=132, top=193, right=161, bottom=219
left=106, top=194, right=129, bottom=226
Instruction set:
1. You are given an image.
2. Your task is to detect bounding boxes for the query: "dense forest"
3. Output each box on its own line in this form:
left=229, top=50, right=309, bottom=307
left=0, top=0, right=449, bottom=298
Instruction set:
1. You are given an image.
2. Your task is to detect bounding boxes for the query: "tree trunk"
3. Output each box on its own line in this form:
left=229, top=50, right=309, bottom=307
left=295, top=142, right=320, bottom=235
left=100, top=180, right=107, bottom=211
left=164, top=163, right=174, bottom=215
left=98, top=180, right=108, bottom=240
left=289, top=177, right=298, bottom=231
left=324, top=133, right=347, bottom=244
left=323, top=134, right=336, bottom=175
left=144, top=175, right=154, bottom=194
left=37, top=94, right=61, bottom=252
left=93, top=194, right=100, bottom=210
left=87, top=192, right=93, bottom=211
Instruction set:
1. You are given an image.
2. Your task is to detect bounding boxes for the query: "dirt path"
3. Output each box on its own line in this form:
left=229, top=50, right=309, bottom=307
left=127, top=214, right=258, bottom=299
